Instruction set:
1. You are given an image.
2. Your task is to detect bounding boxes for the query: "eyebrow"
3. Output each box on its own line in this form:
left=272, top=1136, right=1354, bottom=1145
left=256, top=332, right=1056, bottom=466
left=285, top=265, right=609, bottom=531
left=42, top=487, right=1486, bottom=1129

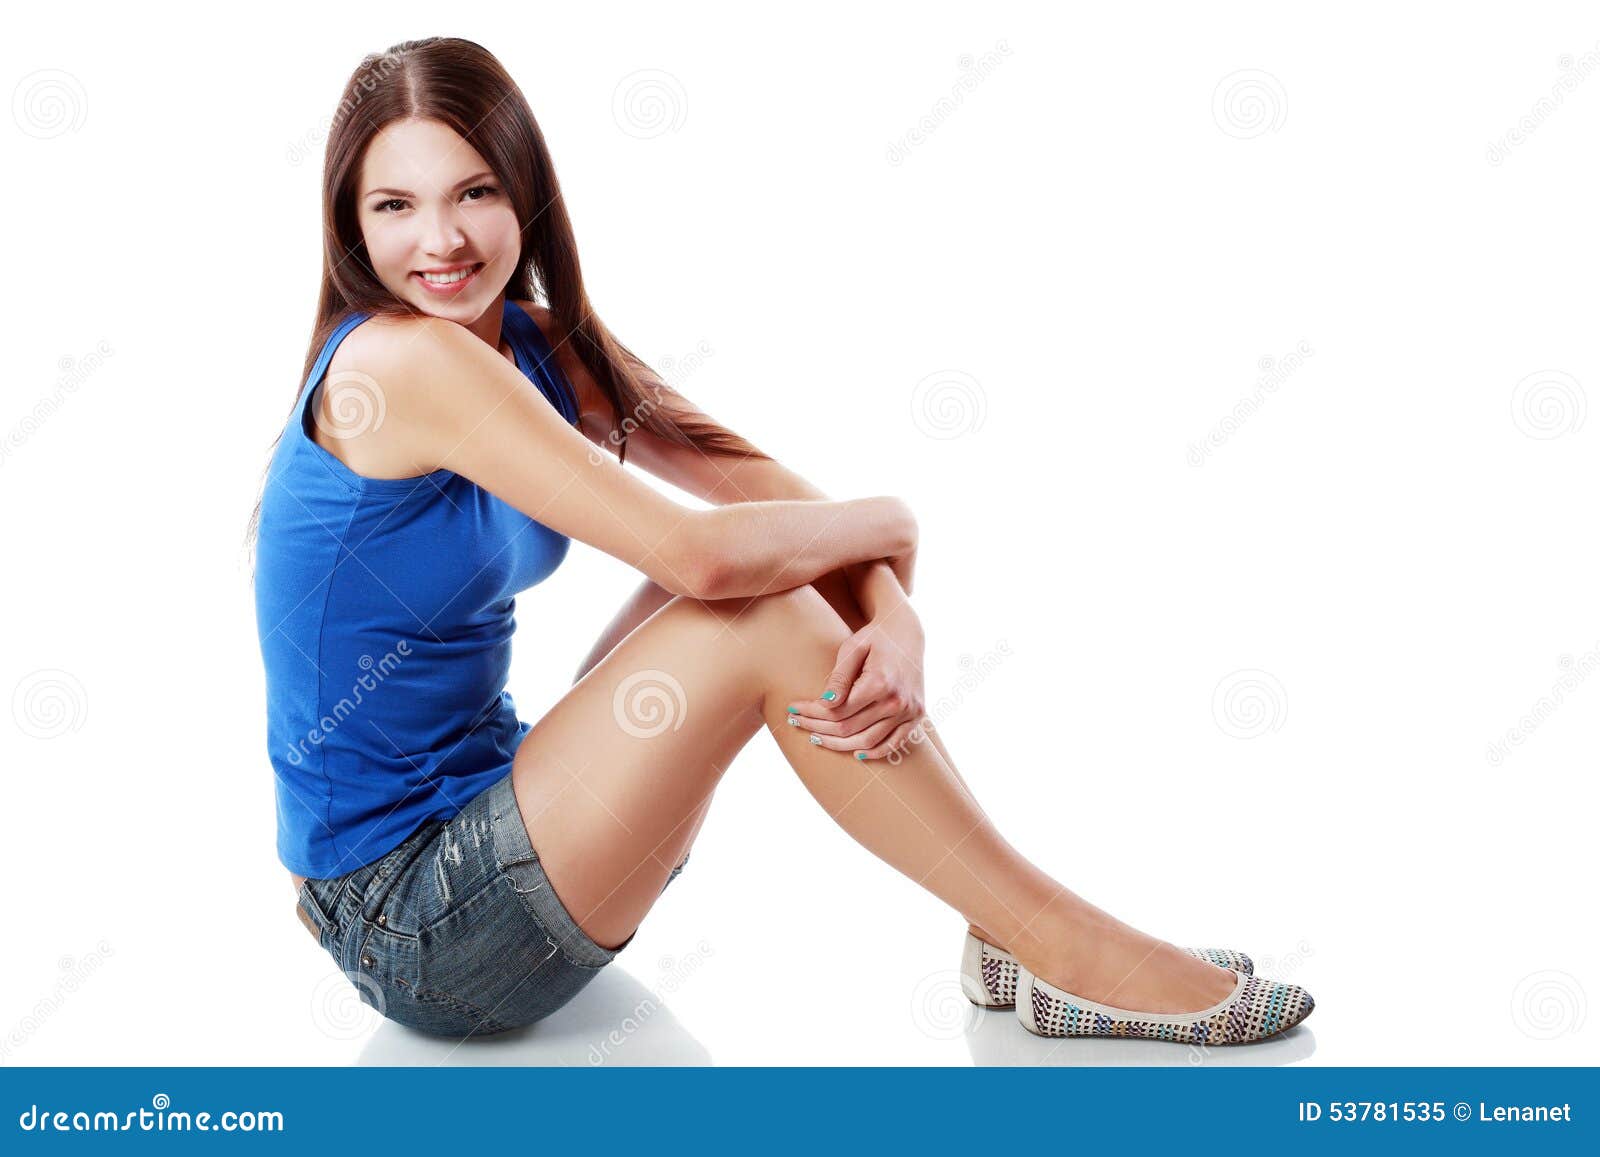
left=363, top=171, right=498, bottom=199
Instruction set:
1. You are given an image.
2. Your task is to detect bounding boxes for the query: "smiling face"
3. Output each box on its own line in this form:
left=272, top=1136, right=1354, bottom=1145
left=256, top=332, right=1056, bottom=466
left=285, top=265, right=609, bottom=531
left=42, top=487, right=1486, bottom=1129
left=355, top=117, right=521, bottom=322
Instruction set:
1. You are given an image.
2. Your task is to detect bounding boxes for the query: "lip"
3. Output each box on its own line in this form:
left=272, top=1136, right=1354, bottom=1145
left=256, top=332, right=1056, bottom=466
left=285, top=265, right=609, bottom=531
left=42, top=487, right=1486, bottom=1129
left=412, top=261, right=485, bottom=296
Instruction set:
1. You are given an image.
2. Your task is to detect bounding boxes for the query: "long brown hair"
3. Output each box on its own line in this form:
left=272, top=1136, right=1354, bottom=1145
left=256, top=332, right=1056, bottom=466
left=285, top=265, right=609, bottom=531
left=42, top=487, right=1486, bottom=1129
left=246, top=36, right=768, bottom=560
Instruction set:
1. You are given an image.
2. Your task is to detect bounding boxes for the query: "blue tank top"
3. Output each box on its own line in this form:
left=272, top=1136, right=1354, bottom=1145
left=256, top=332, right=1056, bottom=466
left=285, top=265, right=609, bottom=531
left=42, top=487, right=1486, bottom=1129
left=254, top=299, right=581, bottom=878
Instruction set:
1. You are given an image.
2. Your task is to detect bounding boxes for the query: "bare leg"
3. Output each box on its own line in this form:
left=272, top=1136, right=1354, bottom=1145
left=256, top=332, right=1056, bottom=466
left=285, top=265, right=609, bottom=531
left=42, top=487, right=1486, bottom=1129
left=513, top=584, right=1236, bottom=1013
left=805, top=572, right=1006, bottom=951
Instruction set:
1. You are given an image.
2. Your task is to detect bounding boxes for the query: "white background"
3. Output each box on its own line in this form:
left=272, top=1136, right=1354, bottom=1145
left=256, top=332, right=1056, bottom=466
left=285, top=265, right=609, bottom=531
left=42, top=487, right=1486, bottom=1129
left=2, top=1, right=1596, bottom=1066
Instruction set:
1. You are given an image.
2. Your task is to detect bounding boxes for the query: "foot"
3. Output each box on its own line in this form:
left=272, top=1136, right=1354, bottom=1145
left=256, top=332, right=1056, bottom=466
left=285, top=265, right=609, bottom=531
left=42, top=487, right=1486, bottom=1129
left=1012, top=909, right=1240, bottom=1015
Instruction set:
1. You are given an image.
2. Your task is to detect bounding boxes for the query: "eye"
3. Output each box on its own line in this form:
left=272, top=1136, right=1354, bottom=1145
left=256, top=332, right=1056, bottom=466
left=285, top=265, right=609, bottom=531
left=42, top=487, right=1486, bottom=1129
left=375, top=198, right=407, bottom=213
left=462, top=184, right=498, bottom=202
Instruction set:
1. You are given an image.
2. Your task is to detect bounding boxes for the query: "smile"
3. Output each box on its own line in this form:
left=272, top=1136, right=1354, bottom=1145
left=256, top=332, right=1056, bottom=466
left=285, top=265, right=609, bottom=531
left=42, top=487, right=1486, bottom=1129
left=413, top=262, right=485, bottom=293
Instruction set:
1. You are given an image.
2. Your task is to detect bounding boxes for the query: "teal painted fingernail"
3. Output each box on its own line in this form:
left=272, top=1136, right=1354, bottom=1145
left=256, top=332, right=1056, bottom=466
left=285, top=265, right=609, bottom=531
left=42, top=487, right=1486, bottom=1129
left=855, top=751, right=867, bottom=760
left=821, top=690, right=837, bottom=701
left=787, top=706, right=800, bottom=714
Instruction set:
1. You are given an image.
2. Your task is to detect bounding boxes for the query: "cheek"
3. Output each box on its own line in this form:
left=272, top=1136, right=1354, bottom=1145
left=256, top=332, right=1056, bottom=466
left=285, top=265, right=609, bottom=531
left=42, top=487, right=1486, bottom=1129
left=359, top=223, right=409, bottom=279
left=484, top=209, right=522, bottom=261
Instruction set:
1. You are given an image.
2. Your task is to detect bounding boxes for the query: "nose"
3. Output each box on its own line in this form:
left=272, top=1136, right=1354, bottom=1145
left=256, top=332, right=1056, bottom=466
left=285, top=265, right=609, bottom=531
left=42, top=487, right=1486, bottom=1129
left=419, top=200, right=469, bottom=260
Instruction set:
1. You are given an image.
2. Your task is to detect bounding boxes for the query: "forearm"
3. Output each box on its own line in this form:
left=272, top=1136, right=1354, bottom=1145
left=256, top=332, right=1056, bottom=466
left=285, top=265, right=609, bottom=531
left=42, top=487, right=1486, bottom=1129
left=846, top=557, right=910, bottom=620
left=698, top=497, right=911, bottom=599
left=699, top=457, right=911, bottom=617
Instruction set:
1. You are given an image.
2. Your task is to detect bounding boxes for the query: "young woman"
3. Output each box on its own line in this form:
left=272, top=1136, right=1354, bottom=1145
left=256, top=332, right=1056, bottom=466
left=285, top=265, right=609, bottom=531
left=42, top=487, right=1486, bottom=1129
left=250, top=37, right=1313, bottom=1046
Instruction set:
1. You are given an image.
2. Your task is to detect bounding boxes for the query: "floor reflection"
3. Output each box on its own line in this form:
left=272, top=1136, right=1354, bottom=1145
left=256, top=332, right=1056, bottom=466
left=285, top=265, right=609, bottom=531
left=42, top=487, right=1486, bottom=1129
left=356, top=966, right=713, bottom=1066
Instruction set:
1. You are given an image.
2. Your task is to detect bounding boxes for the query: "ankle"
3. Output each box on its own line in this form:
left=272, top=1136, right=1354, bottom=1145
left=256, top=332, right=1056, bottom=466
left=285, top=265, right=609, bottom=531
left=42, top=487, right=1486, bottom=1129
left=1010, top=908, right=1123, bottom=985
left=967, top=922, right=1009, bottom=952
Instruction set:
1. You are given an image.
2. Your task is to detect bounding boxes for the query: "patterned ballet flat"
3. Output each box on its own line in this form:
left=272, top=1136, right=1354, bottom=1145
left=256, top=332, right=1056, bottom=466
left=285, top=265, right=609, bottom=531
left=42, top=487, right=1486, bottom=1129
left=1017, top=962, right=1314, bottom=1044
left=961, top=930, right=1254, bottom=1009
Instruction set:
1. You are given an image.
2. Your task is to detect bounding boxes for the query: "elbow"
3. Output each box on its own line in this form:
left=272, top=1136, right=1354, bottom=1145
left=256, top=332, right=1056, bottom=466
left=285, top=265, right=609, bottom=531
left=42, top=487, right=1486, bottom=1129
left=678, top=551, right=735, bottom=601
left=658, top=509, right=738, bottom=601
left=646, top=545, right=728, bottom=601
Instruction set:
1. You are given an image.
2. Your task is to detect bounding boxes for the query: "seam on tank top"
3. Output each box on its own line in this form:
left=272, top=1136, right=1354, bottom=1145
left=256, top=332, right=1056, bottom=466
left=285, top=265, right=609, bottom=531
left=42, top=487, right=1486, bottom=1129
left=314, top=498, right=364, bottom=842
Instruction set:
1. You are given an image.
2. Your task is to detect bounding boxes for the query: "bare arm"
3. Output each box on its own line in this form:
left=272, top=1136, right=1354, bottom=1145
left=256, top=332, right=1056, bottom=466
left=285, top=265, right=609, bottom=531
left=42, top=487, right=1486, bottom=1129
left=374, top=317, right=915, bottom=600
left=595, top=391, right=913, bottom=618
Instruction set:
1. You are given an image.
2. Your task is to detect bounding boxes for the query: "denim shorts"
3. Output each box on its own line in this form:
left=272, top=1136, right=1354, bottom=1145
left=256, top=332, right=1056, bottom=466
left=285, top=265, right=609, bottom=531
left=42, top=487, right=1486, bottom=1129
left=294, top=770, right=687, bottom=1038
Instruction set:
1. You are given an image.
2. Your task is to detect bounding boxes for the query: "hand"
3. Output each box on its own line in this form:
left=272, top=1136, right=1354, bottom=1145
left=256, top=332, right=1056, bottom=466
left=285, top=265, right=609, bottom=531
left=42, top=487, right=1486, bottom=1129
left=785, top=610, right=927, bottom=761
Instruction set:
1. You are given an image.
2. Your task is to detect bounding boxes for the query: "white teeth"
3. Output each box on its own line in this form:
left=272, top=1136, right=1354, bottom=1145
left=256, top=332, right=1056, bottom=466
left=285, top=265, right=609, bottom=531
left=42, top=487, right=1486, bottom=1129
left=420, top=265, right=477, bottom=284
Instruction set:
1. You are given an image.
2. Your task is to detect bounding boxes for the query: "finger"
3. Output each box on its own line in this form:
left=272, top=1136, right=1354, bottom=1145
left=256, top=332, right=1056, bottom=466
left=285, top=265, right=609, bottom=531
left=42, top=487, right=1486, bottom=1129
left=786, top=642, right=871, bottom=719
left=785, top=698, right=893, bottom=737
left=806, top=714, right=900, bottom=754
left=862, top=718, right=924, bottom=763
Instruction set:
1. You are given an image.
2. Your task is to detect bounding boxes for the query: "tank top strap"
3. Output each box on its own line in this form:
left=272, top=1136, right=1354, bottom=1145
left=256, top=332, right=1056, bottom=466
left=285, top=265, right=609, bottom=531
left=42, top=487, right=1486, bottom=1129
left=500, top=300, right=581, bottom=426
left=297, top=311, right=372, bottom=419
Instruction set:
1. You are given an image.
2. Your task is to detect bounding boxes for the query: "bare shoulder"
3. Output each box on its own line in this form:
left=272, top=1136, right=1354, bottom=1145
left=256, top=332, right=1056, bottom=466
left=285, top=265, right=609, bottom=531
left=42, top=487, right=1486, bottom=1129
left=314, top=313, right=460, bottom=480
